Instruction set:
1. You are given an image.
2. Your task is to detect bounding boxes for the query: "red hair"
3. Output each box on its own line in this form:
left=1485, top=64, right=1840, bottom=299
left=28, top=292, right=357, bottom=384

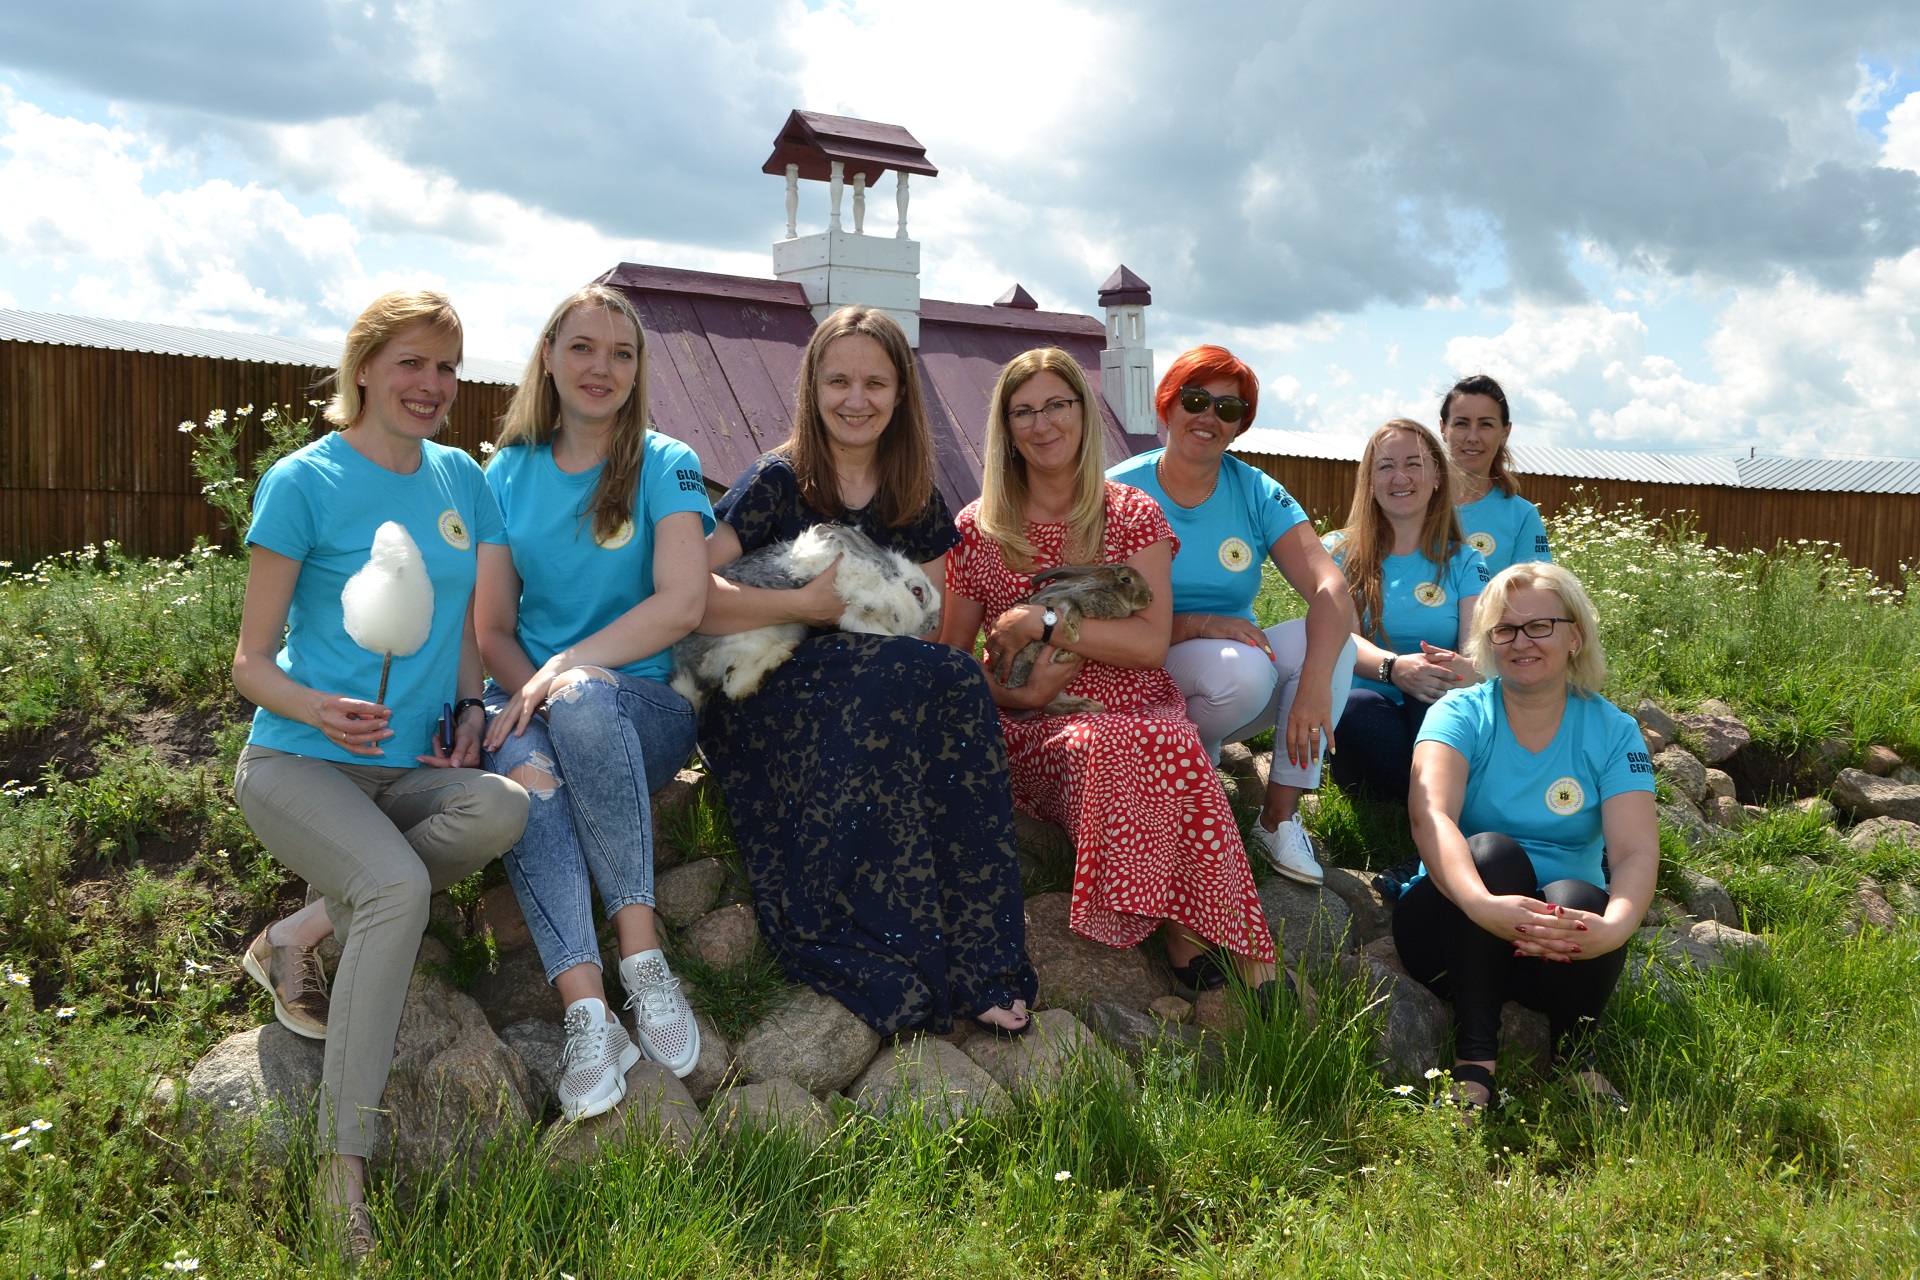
left=1154, top=345, right=1260, bottom=430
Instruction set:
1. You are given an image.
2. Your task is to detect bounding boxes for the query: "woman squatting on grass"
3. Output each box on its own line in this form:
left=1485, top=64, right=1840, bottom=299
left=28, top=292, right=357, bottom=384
left=230, top=291, right=530, bottom=1261
left=475, top=285, right=711, bottom=1121
left=1396, top=561, right=1659, bottom=1108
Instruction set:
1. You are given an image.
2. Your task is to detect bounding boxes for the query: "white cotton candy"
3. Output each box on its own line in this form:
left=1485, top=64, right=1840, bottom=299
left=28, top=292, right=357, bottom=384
left=340, top=521, right=435, bottom=657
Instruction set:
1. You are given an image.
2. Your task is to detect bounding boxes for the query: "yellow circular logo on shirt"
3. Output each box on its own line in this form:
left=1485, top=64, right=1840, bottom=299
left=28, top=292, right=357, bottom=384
left=1467, top=531, right=1495, bottom=556
left=1545, top=777, right=1586, bottom=816
left=597, top=519, right=635, bottom=550
left=1218, top=537, right=1254, bottom=572
left=1413, top=581, right=1447, bottom=607
left=438, top=509, right=471, bottom=550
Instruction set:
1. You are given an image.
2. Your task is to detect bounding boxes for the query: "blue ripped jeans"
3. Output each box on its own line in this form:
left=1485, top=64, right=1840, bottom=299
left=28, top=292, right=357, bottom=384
left=482, top=670, right=697, bottom=983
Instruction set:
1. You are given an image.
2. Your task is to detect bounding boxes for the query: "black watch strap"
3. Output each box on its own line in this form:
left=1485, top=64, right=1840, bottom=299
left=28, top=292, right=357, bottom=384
left=1040, top=608, right=1058, bottom=646
left=453, top=697, right=487, bottom=719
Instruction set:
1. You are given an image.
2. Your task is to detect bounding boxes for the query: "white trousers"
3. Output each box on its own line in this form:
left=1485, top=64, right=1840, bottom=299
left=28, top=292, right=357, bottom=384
left=1163, top=618, right=1358, bottom=788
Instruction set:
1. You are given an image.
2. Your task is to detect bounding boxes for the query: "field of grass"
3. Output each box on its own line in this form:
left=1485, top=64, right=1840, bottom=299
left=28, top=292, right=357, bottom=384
left=2, top=499, right=1918, bottom=1278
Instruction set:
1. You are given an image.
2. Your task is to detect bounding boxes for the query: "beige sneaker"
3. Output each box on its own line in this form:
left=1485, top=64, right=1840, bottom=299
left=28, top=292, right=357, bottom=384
left=243, top=926, right=330, bottom=1039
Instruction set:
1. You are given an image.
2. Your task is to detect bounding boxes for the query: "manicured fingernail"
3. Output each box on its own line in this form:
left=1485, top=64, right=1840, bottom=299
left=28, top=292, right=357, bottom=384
left=1576, top=923, right=1588, bottom=931
left=1514, top=925, right=1526, bottom=933
left=1571, top=946, right=1581, bottom=953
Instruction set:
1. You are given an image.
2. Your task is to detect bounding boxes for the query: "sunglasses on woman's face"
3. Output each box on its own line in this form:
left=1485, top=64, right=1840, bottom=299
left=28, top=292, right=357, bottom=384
left=1177, top=386, right=1248, bottom=424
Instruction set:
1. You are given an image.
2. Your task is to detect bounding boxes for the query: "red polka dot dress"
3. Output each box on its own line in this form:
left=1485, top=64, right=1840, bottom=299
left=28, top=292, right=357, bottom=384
left=949, top=483, right=1274, bottom=963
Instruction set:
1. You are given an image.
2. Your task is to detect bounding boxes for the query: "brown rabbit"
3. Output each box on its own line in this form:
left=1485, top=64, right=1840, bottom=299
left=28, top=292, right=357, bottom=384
left=1003, top=563, right=1154, bottom=716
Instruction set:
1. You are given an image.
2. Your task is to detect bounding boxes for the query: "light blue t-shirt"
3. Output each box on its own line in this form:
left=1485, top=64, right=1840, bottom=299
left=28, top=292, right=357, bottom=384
left=1457, top=489, right=1551, bottom=576
left=1414, top=680, right=1654, bottom=889
left=1106, top=450, right=1308, bottom=622
left=1327, top=536, right=1489, bottom=704
left=486, top=433, right=715, bottom=682
left=246, top=433, right=505, bottom=763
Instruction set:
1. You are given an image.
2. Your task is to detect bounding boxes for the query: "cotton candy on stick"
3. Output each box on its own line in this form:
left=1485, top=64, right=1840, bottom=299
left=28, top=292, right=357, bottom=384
left=341, top=521, right=435, bottom=705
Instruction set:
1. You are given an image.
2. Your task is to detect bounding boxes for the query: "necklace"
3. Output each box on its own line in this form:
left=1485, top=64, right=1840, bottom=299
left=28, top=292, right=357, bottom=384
left=1156, top=454, right=1220, bottom=509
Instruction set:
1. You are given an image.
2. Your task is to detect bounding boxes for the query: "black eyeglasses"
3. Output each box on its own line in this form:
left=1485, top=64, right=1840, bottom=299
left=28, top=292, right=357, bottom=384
left=1177, top=386, right=1248, bottom=424
left=1488, top=617, right=1576, bottom=645
left=1007, top=397, right=1082, bottom=430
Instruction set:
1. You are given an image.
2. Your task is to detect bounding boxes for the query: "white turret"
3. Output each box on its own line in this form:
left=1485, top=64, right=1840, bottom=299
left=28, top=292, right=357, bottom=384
left=1098, top=266, right=1156, bottom=435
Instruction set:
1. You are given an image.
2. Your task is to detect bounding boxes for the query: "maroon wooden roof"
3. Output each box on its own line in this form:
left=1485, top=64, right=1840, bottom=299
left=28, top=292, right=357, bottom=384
left=760, top=110, right=940, bottom=185
left=592, top=262, right=1163, bottom=511
left=1098, top=264, right=1151, bottom=307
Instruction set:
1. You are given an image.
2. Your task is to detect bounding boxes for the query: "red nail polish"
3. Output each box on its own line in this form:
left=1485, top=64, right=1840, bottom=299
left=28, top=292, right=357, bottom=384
left=1576, top=922, right=1588, bottom=931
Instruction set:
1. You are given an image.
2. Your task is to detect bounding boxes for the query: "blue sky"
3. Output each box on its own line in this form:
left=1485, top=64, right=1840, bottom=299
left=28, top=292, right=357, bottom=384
left=3, top=1, right=1919, bottom=458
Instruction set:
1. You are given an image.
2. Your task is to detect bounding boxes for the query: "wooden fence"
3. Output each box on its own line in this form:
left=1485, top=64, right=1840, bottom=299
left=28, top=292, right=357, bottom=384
left=1239, top=452, right=1918, bottom=585
left=1, top=341, right=512, bottom=564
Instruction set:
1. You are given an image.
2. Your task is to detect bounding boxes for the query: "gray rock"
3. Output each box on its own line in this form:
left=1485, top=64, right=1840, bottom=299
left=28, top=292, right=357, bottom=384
left=475, top=884, right=531, bottom=953
left=1499, top=1002, right=1551, bottom=1069
left=1674, top=868, right=1739, bottom=925
left=1658, top=802, right=1716, bottom=848
left=1258, top=877, right=1352, bottom=967
left=655, top=859, right=728, bottom=930
left=1635, top=926, right=1726, bottom=973
left=1147, top=995, right=1193, bottom=1024
left=1082, top=1000, right=1209, bottom=1066
left=1676, top=709, right=1750, bottom=765
left=1710, top=795, right=1747, bottom=829
left=1794, top=796, right=1837, bottom=825
left=1321, top=865, right=1393, bottom=947
left=1338, top=954, right=1448, bottom=1083
left=681, top=1013, right=733, bottom=1103
left=183, top=1024, right=324, bottom=1152
left=428, top=891, right=465, bottom=936
left=1864, top=744, right=1905, bottom=777
left=962, top=1009, right=1118, bottom=1096
left=1641, top=725, right=1670, bottom=754
left=468, top=945, right=563, bottom=1033
left=1011, top=811, right=1073, bottom=886
left=372, top=969, right=537, bottom=1170
left=1704, top=768, right=1737, bottom=801
left=1883, top=882, right=1919, bottom=920
left=705, top=1076, right=834, bottom=1143
left=1634, top=699, right=1680, bottom=743
left=1831, top=769, right=1920, bottom=823
left=1641, top=896, right=1689, bottom=929
left=1848, top=881, right=1900, bottom=933
left=847, top=1036, right=1009, bottom=1129
left=1022, top=892, right=1171, bottom=1012
left=1690, top=920, right=1768, bottom=954
left=499, top=1019, right=566, bottom=1107
left=1653, top=747, right=1710, bottom=807
left=1362, top=934, right=1408, bottom=974
left=547, top=1060, right=701, bottom=1163
left=1217, top=743, right=1265, bottom=804
left=687, top=903, right=761, bottom=969
left=1896, top=766, right=1920, bottom=787
left=1847, top=815, right=1920, bottom=854
left=736, top=986, right=880, bottom=1095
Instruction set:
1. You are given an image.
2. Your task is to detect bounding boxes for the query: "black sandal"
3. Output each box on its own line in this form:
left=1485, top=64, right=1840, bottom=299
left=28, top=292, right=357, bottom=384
left=974, top=999, right=1033, bottom=1039
left=1169, top=951, right=1229, bottom=994
left=1447, top=1061, right=1497, bottom=1110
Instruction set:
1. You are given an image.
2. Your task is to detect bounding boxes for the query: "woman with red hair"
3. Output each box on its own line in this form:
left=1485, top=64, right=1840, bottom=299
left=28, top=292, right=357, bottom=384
left=1108, top=346, right=1355, bottom=894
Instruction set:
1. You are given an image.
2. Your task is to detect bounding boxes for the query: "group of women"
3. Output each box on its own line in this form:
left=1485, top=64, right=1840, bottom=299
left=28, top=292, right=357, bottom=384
left=230, top=288, right=1657, bottom=1261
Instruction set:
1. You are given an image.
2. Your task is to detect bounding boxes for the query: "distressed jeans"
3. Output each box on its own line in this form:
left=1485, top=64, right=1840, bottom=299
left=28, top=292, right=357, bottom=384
left=482, top=670, right=698, bottom=983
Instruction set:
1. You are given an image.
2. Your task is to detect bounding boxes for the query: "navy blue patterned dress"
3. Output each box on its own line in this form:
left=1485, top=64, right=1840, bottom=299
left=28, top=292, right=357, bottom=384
left=700, top=453, right=1037, bottom=1035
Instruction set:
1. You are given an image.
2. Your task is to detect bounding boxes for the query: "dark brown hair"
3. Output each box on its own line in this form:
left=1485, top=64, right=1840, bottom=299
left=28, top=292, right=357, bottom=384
left=783, top=306, right=934, bottom=528
left=1439, top=373, right=1522, bottom=498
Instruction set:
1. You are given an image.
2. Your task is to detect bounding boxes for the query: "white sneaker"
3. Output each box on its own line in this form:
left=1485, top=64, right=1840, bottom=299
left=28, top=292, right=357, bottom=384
left=620, top=950, right=701, bottom=1078
left=1251, top=814, right=1325, bottom=886
left=556, top=997, right=640, bottom=1122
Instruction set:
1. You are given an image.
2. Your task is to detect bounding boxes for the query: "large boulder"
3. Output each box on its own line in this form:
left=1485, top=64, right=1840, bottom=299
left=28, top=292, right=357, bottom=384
left=1845, top=881, right=1900, bottom=934
left=372, top=969, right=537, bottom=1170
left=704, top=1076, right=835, bottom=1143
left=1022, top=892, right=1171, bottom=1012
left=1652, top=747, right=1709, bottom=808
left=546, top=1060, right=701, bottom=1164
left=475, top=885, right=532, bottom=953
left=1081, top=1000, right=1211, bottom=1067
left=847, top=1036, right=1009, bottom=1129
left=499, top=1019, right=566, bottom=1110
left=183, top=1024, right=324, bottom=1153
left=1338, top=954, right=1448, bottom=1083
left=1634, top=699, right=1680, bottom=745
left=1672, top=868, right=1739, bottom=926
left=687, top=904, right=761, bottom=969
left=736, top=987, right=879, bottom=1095
left=961, top=1009, right=1117, bottom=1096
left=1635, top=926, right=1726, bottom=974
left=1321, top=866, right=1393, bottom=948
left=1499, top=1002, right=1551, bottom=1070
left=1848, top=816, right=1920, bottom=854
left=655, top=859, right=728, bottom=930
left=1657, top=802, right=1715, bottom=849
left=1831, top=770, right=1920, bottom=824
left=1257, top=877, right=1351, bottom=968
left=1864, top=745, right=1905, bottom=777
left=1690, top=920, right=1768, bottom=955
left=1677, top=703, right=1750, bottom=765
left=468, top=946, right=564, bottom=1033
left=680, top=1014, right=733, bottom=1103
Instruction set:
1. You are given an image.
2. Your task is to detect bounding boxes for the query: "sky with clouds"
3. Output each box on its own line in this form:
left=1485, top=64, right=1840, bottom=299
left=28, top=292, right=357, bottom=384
left=3, top=0, right=1918, bottom=458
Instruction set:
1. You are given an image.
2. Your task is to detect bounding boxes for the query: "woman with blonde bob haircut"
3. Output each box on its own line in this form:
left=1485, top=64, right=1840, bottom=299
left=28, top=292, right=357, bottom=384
left=1396, top=561, right=1658, bottom=1110
left=944, top=346, right=1282, bottom=1001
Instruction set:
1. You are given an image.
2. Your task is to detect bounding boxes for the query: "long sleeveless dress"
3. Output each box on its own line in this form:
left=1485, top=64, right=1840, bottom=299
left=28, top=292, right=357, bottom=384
left=948, top=482, right=1274, bottom=963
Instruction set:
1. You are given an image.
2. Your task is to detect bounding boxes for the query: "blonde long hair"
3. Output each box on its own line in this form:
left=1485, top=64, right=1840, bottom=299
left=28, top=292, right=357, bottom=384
left=323, top=290, right=463, bottom=428
left=1335, top=419, right=1465, bottom=647
left=491, top=285, right=650, bottom=545
left=977, top=347, right=1107, bottom=569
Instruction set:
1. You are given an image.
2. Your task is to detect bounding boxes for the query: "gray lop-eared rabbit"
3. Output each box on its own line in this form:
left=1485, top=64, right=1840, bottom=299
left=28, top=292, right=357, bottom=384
left=1000, top=563, right=1154, bottom=716
left=671, top=524, right=941, bottom=710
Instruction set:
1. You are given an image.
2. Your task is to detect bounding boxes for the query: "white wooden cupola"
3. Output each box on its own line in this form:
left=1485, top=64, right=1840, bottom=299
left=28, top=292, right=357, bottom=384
left=1098, top=265, right=1156, bottom=434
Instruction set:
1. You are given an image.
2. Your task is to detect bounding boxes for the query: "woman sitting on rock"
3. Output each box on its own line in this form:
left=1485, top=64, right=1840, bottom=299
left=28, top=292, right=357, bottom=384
left=694, top=305, right=1037, bottom=1039
left=475, top=284, right=711, bottom=1121
left=1107, top=344, right=1356, bottom=888
left=1325, top=419, right=1489, bottom=804
left=1397, top=561, right=1657, bottom=1107
left=941, top=347, right=1279, bottom=999
left=231, top=290, right=529, bottom=1260
left=1440, top=374, right=1552, bottom=575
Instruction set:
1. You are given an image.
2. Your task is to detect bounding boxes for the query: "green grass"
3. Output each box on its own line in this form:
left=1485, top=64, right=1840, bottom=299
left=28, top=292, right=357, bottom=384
left=1, top=497, right=1918, bottom=1276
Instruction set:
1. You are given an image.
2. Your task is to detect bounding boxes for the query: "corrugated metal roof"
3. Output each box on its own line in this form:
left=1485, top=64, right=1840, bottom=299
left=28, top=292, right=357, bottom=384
left=0, top=309, right=524, bottom=385
left=1233, top=427, right=1920, bottom=495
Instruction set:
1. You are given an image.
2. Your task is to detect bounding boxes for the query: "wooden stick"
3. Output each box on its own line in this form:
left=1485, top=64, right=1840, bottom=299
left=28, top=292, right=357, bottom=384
left=376, top=652, right=393, bottom=705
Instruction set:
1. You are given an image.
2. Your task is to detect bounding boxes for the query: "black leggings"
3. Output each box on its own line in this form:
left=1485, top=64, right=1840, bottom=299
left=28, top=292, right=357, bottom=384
left=1327, top=689, right=1431, bottom=806
left=1391, top=832, right=1627, bottom=1062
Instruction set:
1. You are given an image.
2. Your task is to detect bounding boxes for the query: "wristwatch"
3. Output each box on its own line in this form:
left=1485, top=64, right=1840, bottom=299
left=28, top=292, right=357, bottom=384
left=1040, top=607, right=1059, bottom=646
left=1379, top=655, right=1397, bottom=685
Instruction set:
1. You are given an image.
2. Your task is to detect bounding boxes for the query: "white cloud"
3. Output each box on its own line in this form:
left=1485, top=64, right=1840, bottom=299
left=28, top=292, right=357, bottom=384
left=1884, top=89, right=1920, bottom=173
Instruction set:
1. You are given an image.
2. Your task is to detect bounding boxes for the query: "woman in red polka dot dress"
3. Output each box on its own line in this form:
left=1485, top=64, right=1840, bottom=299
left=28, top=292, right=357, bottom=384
left=941, top=348, right=1277, bottom=993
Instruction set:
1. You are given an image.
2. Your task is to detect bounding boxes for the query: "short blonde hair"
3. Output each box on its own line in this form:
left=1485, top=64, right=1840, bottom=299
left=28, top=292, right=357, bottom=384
left=324, top=290, right=464, bottom=428
left=1466, top=561, right=1608, bottom=696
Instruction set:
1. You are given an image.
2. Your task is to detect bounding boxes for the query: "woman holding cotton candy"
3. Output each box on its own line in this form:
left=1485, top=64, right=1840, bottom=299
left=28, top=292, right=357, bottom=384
left=230, top=290, right=528, bottom=1261
left=473, top=285, right=711, bottom=1121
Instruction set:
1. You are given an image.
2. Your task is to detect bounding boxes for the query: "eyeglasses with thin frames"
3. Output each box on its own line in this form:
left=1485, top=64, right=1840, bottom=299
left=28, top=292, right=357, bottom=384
left=1488, top=617, right=1576, bottom=645
left=1007, top=397, right=1082, bottom=430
